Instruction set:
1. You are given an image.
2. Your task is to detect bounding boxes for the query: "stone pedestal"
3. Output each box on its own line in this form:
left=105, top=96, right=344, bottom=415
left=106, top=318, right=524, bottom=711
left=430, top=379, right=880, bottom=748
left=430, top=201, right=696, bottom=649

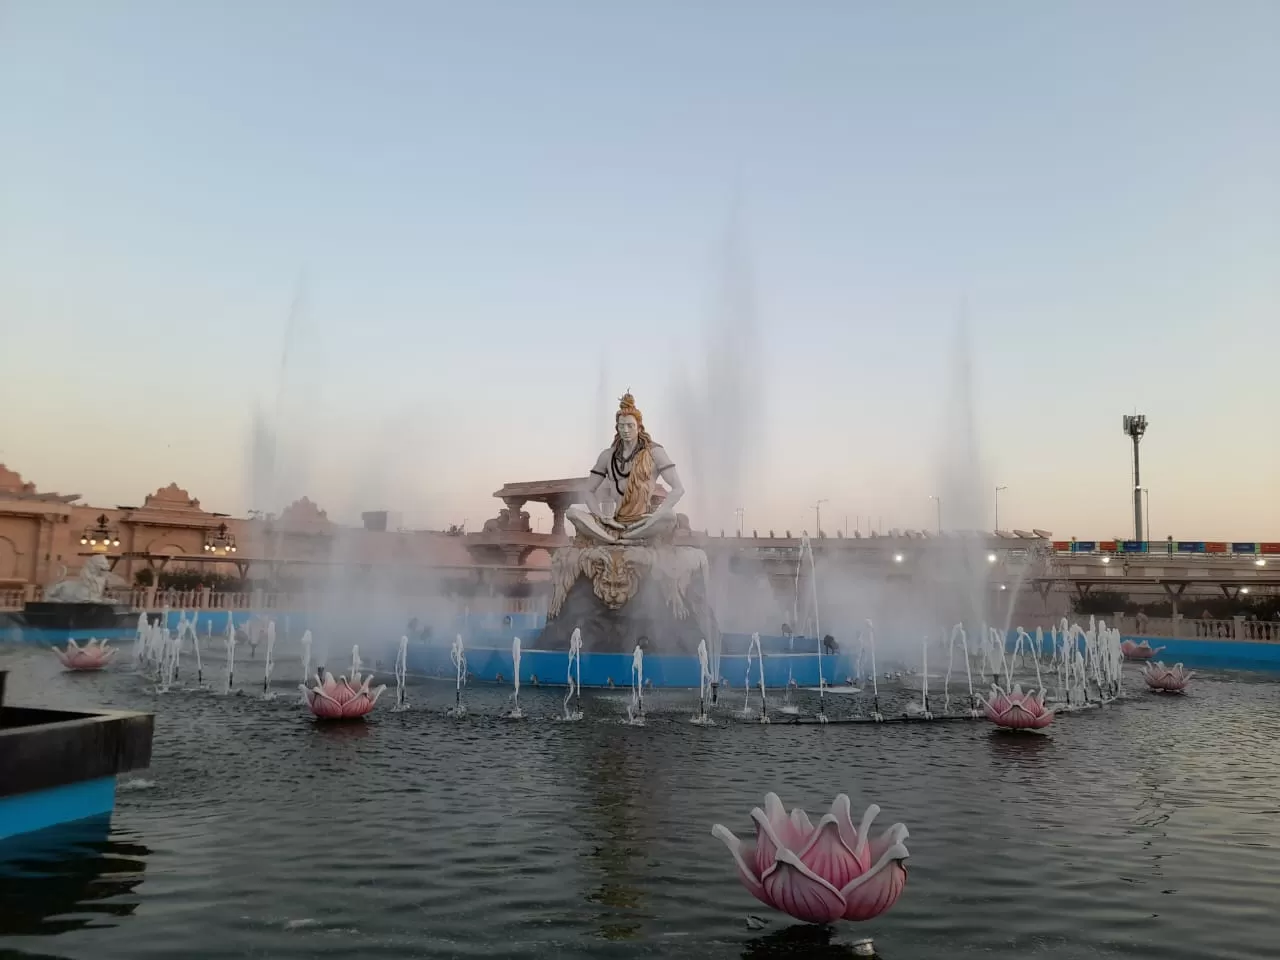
left=538, top=543, right=719, bottom=654
left=19, top=602, right=135, bottom=632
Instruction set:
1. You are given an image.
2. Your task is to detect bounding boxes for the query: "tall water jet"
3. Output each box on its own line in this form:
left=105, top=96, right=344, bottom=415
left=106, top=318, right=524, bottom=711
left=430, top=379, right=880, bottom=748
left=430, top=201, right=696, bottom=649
left=224, top=624, right=237, bottom=695
left=866, top=619, right=883, bottom=722
left=261, top=621, right=276, bottom=699
left=693, top=638, right=715, bottom=725
left=391, top=635, right=409, bottom=712
left=754, top=633, right=769, bottom=724
left=626, top=645, right=645, bottom=725
left=563, top=628, right=583, bottom=721
left=742, top=632, right=761, bottom=717
left=447, top=635, right=467, bottom=718
left=919, top=640, right=933, bottom=719
left=507, top=636, right=524, bottom=719
left=350, top=644, right=362, bottom=680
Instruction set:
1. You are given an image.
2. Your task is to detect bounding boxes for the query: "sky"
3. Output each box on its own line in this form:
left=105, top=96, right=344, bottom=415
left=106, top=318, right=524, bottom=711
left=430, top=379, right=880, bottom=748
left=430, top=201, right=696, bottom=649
left=2, top=1, right=1277, bottom=540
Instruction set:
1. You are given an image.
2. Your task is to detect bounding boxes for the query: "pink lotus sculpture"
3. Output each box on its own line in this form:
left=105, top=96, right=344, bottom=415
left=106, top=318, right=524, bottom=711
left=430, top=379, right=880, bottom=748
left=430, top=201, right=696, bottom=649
left=711, top=792, right=910, bottom=924
left=1143, top=661, right=1194, bottom=693
left=980, top=683, right=1055, bottom=730
left=301, top=670, right=386, bottom=720
left=52, top=638, right=116, bottom=671
left=1120, top=640, right=1164, bottom=661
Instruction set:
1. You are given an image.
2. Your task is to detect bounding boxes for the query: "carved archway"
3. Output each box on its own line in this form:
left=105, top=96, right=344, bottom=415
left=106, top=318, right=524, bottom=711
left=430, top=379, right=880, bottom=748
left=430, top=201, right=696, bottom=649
left=146, top=541, right=187, bottom=572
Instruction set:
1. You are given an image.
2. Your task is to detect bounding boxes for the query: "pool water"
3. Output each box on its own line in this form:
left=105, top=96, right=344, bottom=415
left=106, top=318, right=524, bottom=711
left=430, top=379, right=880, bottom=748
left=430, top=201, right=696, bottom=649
left=2, top=643, right=1278, bottom=959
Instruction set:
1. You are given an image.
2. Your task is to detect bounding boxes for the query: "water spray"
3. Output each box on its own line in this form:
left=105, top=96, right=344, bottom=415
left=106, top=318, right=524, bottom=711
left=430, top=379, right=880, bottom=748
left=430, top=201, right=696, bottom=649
left=391, top=634, right=409, bottom=712
left=448, top=635, right=467, bottom=717
left=626, top=645, right=645, bottom=724
left=299, top=630, right=313, bottom=704
left=693, top=638, right=715, bottom=725
left=261, top=619, right=276, bottom=699
left=508, top=636, right=524, bottom=719
left=563, top=628, right=583, bottom=721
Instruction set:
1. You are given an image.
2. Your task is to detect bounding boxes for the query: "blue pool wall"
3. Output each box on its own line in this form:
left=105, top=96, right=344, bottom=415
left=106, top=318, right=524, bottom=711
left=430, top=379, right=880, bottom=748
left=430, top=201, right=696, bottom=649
left=6, top=609, right=1278, bottom=685
left=0, top=777, right=117, bottom=842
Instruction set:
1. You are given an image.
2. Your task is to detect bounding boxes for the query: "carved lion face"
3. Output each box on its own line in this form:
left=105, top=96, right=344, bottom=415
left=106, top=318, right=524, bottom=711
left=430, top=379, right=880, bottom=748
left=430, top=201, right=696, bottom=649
left=588, top=550, right=640, bottom=610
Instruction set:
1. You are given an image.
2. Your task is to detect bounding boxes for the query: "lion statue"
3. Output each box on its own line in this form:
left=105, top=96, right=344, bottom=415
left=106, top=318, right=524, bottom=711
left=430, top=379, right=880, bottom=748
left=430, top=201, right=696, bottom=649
left=44, top=554, right=121, bottom=603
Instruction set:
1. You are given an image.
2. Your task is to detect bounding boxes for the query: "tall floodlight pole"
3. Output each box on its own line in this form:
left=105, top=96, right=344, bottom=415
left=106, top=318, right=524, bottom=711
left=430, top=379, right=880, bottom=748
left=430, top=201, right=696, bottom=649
left=994, top=485, right=1008, bottom=531
left=930, top=495, right=942, bottom=533
left=813, top=499, right=829, bottom=537
left=1122, top=415, right=1148, bottom=541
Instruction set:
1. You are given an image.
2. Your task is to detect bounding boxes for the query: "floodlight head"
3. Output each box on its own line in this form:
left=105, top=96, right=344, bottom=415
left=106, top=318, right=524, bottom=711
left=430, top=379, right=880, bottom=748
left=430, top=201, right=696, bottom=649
left=1122, top=414, right=1148, bottom=440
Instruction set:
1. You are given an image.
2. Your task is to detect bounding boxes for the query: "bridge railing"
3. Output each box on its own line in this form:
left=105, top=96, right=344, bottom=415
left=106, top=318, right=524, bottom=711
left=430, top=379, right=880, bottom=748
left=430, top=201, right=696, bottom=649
left=1053, top=539, right=1280, bottom=559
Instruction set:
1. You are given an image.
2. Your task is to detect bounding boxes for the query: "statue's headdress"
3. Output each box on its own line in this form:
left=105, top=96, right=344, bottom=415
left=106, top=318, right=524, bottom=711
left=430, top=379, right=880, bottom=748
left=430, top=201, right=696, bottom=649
left=614, top=391, right=652, bottom=446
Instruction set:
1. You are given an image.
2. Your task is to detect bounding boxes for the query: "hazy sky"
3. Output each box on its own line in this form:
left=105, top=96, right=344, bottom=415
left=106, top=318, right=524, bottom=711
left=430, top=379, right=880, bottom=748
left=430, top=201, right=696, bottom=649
left=2, top=1, right=1277, bottom=539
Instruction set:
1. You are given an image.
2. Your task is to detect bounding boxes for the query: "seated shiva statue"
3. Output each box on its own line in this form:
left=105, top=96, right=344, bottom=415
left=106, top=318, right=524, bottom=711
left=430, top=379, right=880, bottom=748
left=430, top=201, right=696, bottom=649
left=565, top=392, right=685, bottom=545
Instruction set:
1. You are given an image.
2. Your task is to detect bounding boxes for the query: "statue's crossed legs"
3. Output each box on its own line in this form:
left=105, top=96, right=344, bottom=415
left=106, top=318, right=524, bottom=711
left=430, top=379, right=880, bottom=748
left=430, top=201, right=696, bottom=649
left=565, top=502, right=676, bottom=545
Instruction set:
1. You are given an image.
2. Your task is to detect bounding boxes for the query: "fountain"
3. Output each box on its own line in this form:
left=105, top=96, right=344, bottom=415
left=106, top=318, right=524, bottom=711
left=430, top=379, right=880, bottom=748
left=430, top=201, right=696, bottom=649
left=918, top=640, right=933, bottom=720
left=563, top=628, right=583, bottom=721
left=865, top=620, right=882, bottom=722
left=299, top=630, right=313, bottom=703
left=539, top=392, right=719, bottom=657
left=261, top=620, right=276, bottom=700
left=391, top=635, right=409, bottom=712
left=447, top=634, right=468, bottom=717
left=625, top=645, right=645, bottom=725
left=506, top=636, right=524, bottom=719
left=740, top=632, right=768, bottom=723
left=184, top=613, right=205, bottom=688
left=223, top=620, right=237, bottom=695
left=692, top=637, right=715, bottom=725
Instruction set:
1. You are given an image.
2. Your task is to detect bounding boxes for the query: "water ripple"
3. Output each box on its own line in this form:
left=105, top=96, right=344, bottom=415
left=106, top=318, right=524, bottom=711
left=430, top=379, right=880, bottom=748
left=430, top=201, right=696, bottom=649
left=1, top=646, right=1278, bottom=958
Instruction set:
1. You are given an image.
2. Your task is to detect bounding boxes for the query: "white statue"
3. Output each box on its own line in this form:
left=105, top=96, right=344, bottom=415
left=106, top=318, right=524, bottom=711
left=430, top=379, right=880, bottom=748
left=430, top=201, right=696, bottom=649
left=44, top=554, right=117, bottom=603
left=565, top=392, right=685, bottom=545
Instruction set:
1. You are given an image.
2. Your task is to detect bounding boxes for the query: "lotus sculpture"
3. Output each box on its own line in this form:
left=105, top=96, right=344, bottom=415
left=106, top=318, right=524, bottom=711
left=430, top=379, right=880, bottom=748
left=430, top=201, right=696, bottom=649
left=1120, top=639, right=1163, bottom=661
left=711, top=792, right=910, bottom=924
left=981, top=683, right=1055, bottom=730
left=301, top=669, right=386, bottom=720
left=52, top=638, right=116, bottom=671
left=1143, top=661, right=1193, bottom=693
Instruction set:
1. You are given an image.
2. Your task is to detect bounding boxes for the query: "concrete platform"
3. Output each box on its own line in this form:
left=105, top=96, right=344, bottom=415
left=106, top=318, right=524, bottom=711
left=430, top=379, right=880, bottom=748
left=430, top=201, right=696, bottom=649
left=0, top=669, right=154, bottom=843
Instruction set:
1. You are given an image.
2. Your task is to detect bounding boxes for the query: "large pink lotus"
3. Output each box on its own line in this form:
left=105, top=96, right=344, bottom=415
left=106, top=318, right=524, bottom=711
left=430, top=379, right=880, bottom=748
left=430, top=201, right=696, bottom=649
left=52, top=638, right=116, bottom=671
left=1120, top=640, right=1164, bottom=661
left=1143, top=661, right=1193, bottom=693
left=301, top=670, right=386, bottom=720
left=981, top=683, right=1055, bottom=730
left=711, top=792, right=910, bottom=924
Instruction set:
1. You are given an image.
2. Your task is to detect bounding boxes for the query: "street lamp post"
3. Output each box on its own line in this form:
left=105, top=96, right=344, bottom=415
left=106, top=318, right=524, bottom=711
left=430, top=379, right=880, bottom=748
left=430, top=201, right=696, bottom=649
left=1122, top=414, right=1148, bottom=541
left=994, top=485, right=1008, bottom=531
left=813, top=499, right=829, bottom=538
left=930, top=496, right=942, bottom=533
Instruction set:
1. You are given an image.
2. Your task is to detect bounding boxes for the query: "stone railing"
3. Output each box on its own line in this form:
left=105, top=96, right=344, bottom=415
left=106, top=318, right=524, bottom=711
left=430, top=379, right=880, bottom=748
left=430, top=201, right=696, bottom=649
left=1118, top=614, right=1280, bottom=644
left=0, top=586, right=549, bottom=617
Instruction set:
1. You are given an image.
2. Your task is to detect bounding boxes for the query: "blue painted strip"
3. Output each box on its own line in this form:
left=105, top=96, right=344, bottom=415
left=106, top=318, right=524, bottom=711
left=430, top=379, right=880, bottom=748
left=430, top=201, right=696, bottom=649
left=0, top=777, right=117, bottom=842
left=406, top=647, right=850, bottom=689
left=996, top=631, right=1280, bottom=670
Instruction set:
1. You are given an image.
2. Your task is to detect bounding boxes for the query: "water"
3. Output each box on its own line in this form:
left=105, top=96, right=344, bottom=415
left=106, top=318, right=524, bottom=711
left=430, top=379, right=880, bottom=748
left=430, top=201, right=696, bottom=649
left=3, top=643, right=1279, bottom=959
